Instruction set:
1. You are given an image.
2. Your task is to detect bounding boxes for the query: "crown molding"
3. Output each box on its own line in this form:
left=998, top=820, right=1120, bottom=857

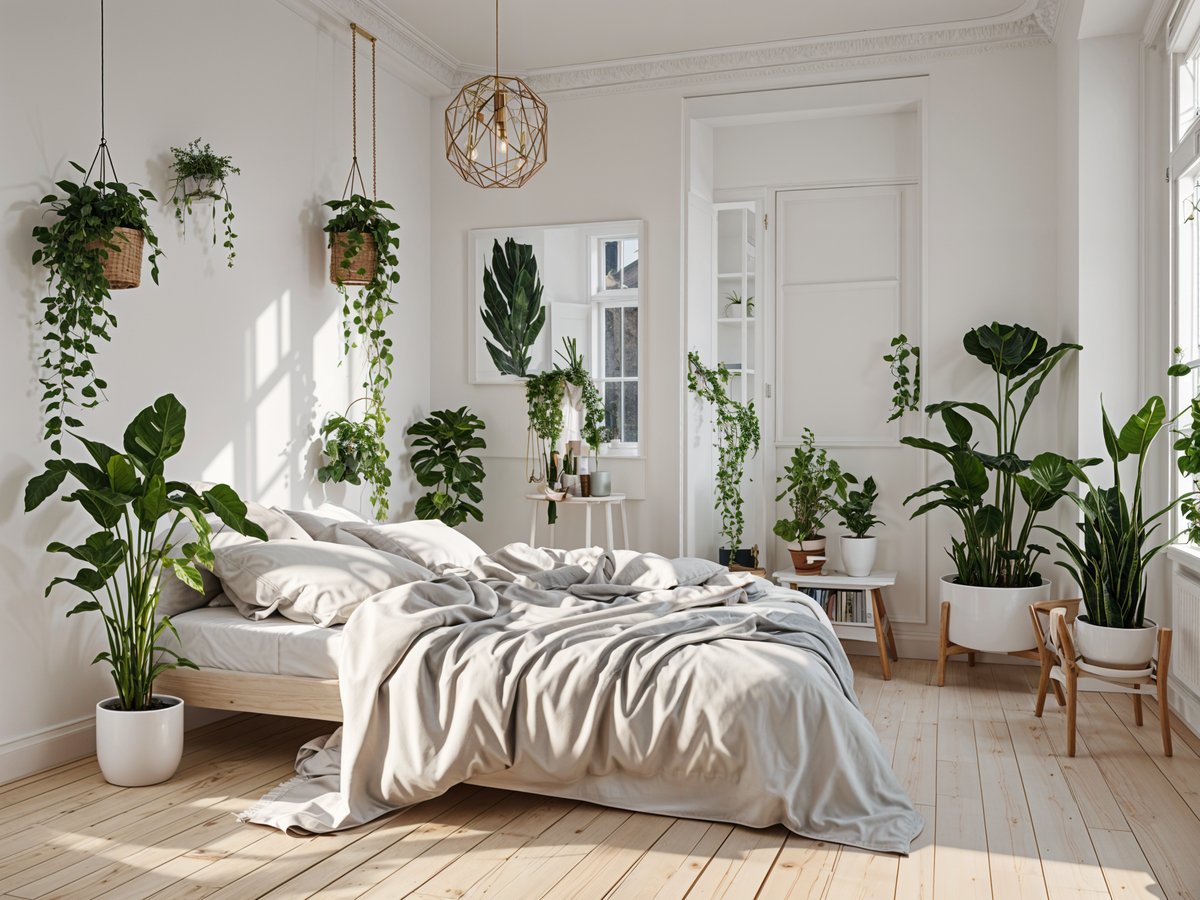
left=291, top=0, right=1061, bottom=98
left=1144, top=0, right=1174, bottom=46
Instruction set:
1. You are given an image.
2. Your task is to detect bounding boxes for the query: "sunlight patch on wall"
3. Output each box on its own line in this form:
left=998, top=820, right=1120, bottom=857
left=202, top=441, right=235, bottom=485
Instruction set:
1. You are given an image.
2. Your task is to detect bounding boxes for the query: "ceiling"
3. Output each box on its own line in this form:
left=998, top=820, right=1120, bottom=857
left=375, top=0, right=1037, bottom=72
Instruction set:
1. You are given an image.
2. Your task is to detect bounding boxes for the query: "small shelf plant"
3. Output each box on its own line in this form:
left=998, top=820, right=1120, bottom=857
left=773, top=427, right=853, bottom=574
left=168, top=139, right=240, bottom=267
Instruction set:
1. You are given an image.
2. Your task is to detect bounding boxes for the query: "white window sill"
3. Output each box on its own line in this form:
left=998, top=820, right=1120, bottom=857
left=1167, top=542, right=1200, bottom=575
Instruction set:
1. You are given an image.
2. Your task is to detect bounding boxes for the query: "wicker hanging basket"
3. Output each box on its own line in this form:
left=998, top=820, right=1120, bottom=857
left=329, top=232, right=378, bottom=285
left=87, top=226, right=144, bottom=290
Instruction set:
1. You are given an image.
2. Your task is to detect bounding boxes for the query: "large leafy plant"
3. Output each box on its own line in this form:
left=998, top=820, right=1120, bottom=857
left=481, top=238, right=546, bottom=378
left=316, top=408, right=391, bottom=520
left=902, top=323, right=1082, bottom=588
left=24, top=394, right=266, bottom=711
left=839, top=476, right=883, bottom=539
left=409, top=407, right=487, bottom=527
left=773, top=428, right=853, bottom=543
left=687, top=351, right=761, bottom=554
left=1041, top=396, right=1200, bottom=628
left=320, top=194, right=401, bottom=520
left=169, top=138, right=240, bottom=267
left=32, top=164, right=163, bottom=453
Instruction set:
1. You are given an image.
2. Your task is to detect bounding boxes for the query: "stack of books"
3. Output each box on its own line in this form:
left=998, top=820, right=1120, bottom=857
left=806, top=588, right=874, bottom=626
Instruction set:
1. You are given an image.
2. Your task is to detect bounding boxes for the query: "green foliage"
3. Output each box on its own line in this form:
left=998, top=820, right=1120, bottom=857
left=723, top=290, right=754, bottom=317
left=883, top=333, right=921, bottom=422
left=555, top=337, right=607, bottom=456
left=169, top=139, right=240, bottom=268
left=525, top=369, right=566, bottom=525
left=1040, top=395, right=1200, bottom=628
left=773, top=428, right=854, bottom=543
left=839, top=476, right=882, bottom=539
left=321, top=194, right=401, bottom=519
left=481, top=238, right=546, bottom=377
left=902, top=322, right=1082, bottom=588
left=316, top=409, right=391, bottom=520
left=24, top=394, right=266, bottom=711
left=31, top=163, right=163, bottom=453
left=1169, top=349, right=1200, bottom=544
left=687, top=351, right=761, bottom=553
left=408, top=407, right=487, bottom=527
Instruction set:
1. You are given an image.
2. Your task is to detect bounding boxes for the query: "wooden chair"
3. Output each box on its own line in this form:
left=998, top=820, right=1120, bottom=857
left=1029, top=599, right=1173, bottom=758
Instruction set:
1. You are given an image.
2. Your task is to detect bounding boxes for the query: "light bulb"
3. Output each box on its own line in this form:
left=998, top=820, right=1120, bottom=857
left=499, top=138, right=508, bottom=154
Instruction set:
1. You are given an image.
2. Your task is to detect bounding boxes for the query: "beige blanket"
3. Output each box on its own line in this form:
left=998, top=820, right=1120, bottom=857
left=240, top=546, right=923, bottom=853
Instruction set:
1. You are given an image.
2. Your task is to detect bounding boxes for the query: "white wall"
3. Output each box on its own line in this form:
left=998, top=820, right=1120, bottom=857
left=431, top=45, right=1061, bottom=658
left=0, top=0, right=432, bottom=779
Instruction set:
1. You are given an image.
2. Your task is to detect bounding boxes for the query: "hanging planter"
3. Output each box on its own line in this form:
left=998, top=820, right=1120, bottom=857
left=328, top=228, right=379, bottom=285
left=86, top=225, right=145, bottom=289
left=168, top=138, right=240, bottom=268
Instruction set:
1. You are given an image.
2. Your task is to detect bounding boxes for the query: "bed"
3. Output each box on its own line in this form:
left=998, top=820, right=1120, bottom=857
left=153, top=516, right=923, bottom=853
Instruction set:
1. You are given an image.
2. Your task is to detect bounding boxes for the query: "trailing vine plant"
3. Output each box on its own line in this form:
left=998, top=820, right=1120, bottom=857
left=556, top=337, right=607, bottom=458
left=316, top=194, right=401, bottom=520
left=168, top=139, right=240, bottom=267
left=31, top=163, right=163, bottom=453
left=686, top=351, right=761, bottom=555
left=883, top=333, right=921, bottom=422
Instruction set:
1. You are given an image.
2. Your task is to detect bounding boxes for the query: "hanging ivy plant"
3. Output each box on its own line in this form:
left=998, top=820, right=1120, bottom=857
left=317, top=195, right=400, bottom=520
left=883, top=333, right=921, bottom=422
left=686, top=351, right=761, bottom=555
left=168, top=138, right=240, bottom=267
left=555, top=337, right=607, bottom=456
left=31, top=163, right=163, bottom=453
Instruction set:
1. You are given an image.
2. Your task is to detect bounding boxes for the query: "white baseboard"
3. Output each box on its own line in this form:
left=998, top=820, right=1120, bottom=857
left=0, top=707, right=234, bottom=787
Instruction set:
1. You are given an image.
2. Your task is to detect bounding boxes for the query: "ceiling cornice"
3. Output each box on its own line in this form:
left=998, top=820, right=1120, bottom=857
left=300, top=0, right=1062, bottom=98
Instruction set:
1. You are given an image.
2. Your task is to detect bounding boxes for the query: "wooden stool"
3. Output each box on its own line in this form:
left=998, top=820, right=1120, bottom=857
left=1029, top=599, right=1174, bottom=758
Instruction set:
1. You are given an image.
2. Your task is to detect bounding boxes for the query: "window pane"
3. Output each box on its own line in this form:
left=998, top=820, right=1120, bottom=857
left=623, top=381, right=638, bottom=443
left=603, top=240, right=620, bottom=291
left=621, top=238, right=639, bottom=288
left=604, top=382, right=620, bottom=438
left=604, top=307, right=621, bottom=377
left=623, top=307, right=638, bottom=376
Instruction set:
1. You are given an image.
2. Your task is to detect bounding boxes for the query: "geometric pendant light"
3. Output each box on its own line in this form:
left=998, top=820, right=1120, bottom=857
left=444, top=0, right=548, bottom=188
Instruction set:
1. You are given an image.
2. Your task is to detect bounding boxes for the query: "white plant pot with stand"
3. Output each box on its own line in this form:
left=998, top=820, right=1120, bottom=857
left=95, top=694, right=185, bottom=786
left=841, top=536, right=877, bottom=578
left=1073, top=616, right=1158, bottom=676
left=937, top=576, right=1050, bottom=685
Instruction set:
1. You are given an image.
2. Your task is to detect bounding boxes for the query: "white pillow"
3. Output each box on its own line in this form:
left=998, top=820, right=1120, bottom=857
left=156, top=503, right=311, bottom=618
left=339, top=520, right=485, bottom=573
left=214, top=540, right=433, bottom=627
left=282, top=503, right=370, bottom=538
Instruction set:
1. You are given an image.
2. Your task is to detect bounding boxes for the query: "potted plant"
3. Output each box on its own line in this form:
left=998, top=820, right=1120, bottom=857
left=408, top=406, right=487, bottom=527
left=324, top=193, right=399, bottom=287
left=557, top=337, right=608, bottom=496
left=773, top=428, right=853, bottom=574
left=31, top=163, right=164, bottom=452
left=525, top=369, right=566, bottom=521
left=24, top=394, right=266, bottom=786
left=168, top=139, right=240, bottom=268
left=838, top=476, right=882, bottom=577
left=316, top=406, right=391, bottom=521
left=1041, top=384, right=1200, bottom=672
left=722, top=290, right=755, bottom=318
left=687, top=351, right=761, bottom=567
left=902, top=323, right=1082, bottom=654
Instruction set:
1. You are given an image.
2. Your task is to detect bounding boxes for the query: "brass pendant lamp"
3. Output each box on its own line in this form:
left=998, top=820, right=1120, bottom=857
left=444, top=0, right=547, bottom=188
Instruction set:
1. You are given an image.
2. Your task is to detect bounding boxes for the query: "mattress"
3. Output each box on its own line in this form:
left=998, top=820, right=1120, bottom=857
left=167, top=603, right=343, bottom=679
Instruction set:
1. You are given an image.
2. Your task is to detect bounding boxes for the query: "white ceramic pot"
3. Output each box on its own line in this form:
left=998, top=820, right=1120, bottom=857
left=941, top=575, right=1049, bottom=653
left=799, top=535, right=827, bottom=552
left=184, top=175, right=219, bottom=198
left=841, top=536, right=877, bottom=577
left=95, top=695, right=184, bottom=786
left=1074, top=616, right=1158, bottom=670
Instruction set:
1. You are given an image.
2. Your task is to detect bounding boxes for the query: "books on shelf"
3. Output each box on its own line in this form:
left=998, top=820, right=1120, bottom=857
left=806, top=588, right=874, bottom=626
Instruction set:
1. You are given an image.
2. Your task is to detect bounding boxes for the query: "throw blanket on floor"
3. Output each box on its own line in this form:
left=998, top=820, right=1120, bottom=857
left=240, top=547, right=923, bottom=854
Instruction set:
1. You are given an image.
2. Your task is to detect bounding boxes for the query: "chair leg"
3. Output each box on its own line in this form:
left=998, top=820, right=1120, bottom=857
left=937, top=601, right=951, bottom=687
left=1065, top=668, right=1078, bottom=758
left=1035, top=660, right=1052, bottom=718
left=1158, top=628, right=1174, bottom=758
left=1133, top=693, right=1143, bottom=727
left=1051, top=680, right=1066, bottom=707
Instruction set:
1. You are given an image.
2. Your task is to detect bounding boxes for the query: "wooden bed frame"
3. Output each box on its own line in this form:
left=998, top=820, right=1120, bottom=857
left=157, top=667, right=344, bottom=721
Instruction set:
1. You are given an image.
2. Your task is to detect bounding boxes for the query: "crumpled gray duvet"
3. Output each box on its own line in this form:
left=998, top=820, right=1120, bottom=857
left=239, top=545, right=923, bottom=854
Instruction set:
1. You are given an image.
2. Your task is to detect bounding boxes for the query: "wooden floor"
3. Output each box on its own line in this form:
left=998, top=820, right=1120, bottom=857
left=3, top=658, right=1200, bottom=899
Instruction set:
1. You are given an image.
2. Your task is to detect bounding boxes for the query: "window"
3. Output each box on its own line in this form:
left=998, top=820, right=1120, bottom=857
left=591, top=235, right=640, bottom=448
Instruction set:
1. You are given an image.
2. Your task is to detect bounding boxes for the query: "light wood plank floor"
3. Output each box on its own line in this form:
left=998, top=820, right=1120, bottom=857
left=3, top=657, right=1199, bottom=899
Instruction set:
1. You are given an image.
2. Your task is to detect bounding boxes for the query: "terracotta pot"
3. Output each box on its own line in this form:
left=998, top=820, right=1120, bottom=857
left=787, top=537, right=826, bottom=575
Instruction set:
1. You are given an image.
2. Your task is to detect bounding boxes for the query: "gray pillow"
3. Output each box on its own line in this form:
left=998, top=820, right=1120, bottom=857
left=610, top=555, right=726, bottom=590
left=214, top=540, right=433, bottom=627
left=156, top=501, right=311, bottom=618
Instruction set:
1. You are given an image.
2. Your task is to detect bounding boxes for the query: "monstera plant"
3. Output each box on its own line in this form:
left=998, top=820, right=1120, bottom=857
left=25, top=394, right=265, bottom=785
left=902, top=322, right=1088, bottom=657
left=408, top=406, right=487, bottom=527
left=480, top=237, right=546, bottom=378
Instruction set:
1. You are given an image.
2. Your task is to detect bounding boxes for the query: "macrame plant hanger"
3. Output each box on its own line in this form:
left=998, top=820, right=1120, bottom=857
left=341, top=23, right=378, bottom=201
left=85, top=0, right=118, bottom=194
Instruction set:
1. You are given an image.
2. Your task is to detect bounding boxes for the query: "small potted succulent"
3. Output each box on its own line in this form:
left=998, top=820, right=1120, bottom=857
left=24, top=394, right=265, bottom=786
left=168, top=138, right=240, bottom=267
left=837, top=476, right=882, bottom=577
left=31, top=163, right=164, bottom=452
left=773, top=428, right=853, bottom=574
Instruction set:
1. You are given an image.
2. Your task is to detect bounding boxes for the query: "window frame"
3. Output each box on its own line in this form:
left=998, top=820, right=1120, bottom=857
left=587, top=228, right=643, bottom=455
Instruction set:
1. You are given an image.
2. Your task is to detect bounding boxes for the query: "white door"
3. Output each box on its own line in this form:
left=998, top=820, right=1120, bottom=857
left=771, top=185, right=926, bottom=626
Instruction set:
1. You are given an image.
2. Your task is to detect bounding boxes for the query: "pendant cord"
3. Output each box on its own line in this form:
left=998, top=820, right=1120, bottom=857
left=342, top=23, right=376, bottom=200
left=100, top=0, right=105, bottom=147
left=495, top=0, right=500, bottom=78
left=86, top=0, right=117, bottom=192
left=351, top=25, right=357, bottom=173
left=371, top=36, right=377, bottom=199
